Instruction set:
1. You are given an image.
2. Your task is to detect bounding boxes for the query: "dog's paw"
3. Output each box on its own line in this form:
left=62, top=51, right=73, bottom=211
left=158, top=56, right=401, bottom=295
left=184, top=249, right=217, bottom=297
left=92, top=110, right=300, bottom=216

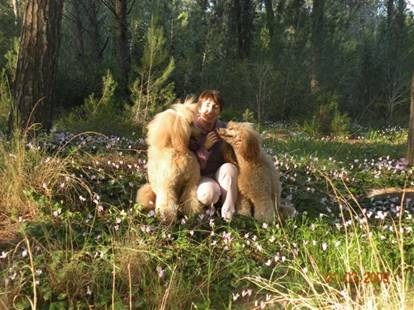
left=221, top=205, right=235, bottom=222
left=156, top=205, right=178, bottom=224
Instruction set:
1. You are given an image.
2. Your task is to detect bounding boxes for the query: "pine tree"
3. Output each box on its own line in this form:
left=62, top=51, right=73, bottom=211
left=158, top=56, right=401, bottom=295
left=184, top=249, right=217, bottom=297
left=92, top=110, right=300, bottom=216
left=11, top=0, right=64, bottom=130
left=129, top=19, right=175, bottom=125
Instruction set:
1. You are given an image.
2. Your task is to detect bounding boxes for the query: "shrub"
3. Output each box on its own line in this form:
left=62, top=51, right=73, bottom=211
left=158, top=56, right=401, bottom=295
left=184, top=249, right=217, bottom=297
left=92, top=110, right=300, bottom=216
left=304, top=92, right=350, bottom=137
left=0, top=130, right=87, bottom=218
left=54, top=71, right=137, bottom=136
left=330, top=109, right=350, bottom=137
left=242, top=108, right=256, bottom=123
left=0, top=69, right=12, bottom=133
left=0, top=39, right=18, bottom=133
left=129, top=18, right=176, bottom=127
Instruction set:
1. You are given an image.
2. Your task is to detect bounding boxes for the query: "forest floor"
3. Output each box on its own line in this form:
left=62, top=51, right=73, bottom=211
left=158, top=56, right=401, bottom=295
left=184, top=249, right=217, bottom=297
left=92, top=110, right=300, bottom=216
left=0, top=125, right=413, bottom=309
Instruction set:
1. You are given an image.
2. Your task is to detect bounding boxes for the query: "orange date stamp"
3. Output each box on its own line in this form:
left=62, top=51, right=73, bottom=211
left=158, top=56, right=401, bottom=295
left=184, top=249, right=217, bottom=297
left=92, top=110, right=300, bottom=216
left=325, top=272, right=390, bottom=285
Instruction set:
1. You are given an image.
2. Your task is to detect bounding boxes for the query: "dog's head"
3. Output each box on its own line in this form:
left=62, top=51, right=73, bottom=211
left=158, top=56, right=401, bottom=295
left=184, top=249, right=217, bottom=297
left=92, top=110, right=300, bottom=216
left=217, top=121, right=261, bottom=161
left=147, top=98, right=198, bottom=151
left=171, top=98, right=198, bottom=123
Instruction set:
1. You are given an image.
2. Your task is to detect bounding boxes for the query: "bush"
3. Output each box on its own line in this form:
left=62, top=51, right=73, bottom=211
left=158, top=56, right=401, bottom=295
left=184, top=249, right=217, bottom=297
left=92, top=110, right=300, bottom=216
left=54, top=71, right=138, bottom=137
left=129, top=19, right=176, bottom=126
left=0, top=39, right=18, bottom=133
left=242, top=108, right=256, bottom=123
left=0, top=130, right=85, bottom=218
left=0, top=69, right=12, bottom=133
left=330, top=109, right=350, bottom=137
left=304, top=92, right=350, bottom=137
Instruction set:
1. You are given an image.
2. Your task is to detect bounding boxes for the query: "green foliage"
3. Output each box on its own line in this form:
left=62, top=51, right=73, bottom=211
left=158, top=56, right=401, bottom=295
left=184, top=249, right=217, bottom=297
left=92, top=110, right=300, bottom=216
left=217, top=61, right=291, bottom=123
left=331, top=109, right=350, bottom=137
left=0, top=0, right=407, bottom=127
left=303, top=118, right=319, bottom=137
left=54, top=71, right=137, bottom=136
left=2, top=0, right=414, bottom=305
left=0, top=38, right=19, bottom=133
left=304, top=93, right=350, bottom=137
left=0, top=129, right=85, bottom=219
left=242, top=108, right=255, bottom=123
left=4, top=37, right=18, bottom=79
left=364, top=127, right=408, bottom=144
left=0, top=1, right=19, bottom=69
left=0, top=125, right=413, bottom=308
left=129, top=19, right=176, bottom=126
left=0, top=69, right=12, bottom=132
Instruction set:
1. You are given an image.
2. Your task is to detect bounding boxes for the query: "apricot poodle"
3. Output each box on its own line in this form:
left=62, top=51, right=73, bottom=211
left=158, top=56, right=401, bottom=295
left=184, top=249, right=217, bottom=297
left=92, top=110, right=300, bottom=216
left=217, top=122, right=295, bottom=222
left=136, top=99, right=202, bottom=223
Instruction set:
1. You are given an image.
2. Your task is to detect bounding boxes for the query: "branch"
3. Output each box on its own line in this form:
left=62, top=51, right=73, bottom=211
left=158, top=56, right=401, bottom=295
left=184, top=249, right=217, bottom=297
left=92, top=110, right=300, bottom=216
left=100, top=0, right=116, bottom=16
left=127, top=0, right=137, bottom=15
left=98, top=37, right=110, bottom=58
left=78, top=0, right=94, bottom=22
left=62, top=11, right=91, bottom=35
left=62, top=11, right=77, bottom=24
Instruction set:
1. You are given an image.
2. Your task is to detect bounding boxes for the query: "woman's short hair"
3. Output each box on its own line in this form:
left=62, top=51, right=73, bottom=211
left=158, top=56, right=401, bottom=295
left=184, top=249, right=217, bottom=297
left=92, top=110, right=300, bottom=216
left=197, top=90, right=224, bottom=111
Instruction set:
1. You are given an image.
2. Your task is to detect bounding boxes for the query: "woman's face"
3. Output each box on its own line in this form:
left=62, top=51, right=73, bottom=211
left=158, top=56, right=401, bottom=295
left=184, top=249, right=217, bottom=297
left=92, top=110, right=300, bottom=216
left=198, top=98, right=221, bottom=124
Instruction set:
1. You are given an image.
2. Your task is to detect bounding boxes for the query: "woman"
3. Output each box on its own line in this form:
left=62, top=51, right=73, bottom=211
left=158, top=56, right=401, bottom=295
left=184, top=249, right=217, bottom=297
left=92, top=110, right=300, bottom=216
left=190, top=90, right=238, bottom=221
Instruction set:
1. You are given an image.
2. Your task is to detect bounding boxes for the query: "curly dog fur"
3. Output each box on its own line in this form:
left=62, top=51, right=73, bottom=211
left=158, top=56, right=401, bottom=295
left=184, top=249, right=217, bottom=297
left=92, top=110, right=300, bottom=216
left=217, top=122, right=295, bottom=222
left=136, top=99, right=202, bottom=223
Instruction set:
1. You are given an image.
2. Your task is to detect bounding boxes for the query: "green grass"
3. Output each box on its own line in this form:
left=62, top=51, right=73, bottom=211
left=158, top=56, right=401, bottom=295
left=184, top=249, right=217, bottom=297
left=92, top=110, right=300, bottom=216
left=0, top=126, right=413, bottom=309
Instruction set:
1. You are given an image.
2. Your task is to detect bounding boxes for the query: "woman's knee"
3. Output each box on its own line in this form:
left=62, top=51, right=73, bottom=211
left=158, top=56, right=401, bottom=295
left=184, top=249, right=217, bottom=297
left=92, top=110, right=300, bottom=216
left=216, top=163, right=238, bottom=182
left=197, top=179, right=221, bottom=206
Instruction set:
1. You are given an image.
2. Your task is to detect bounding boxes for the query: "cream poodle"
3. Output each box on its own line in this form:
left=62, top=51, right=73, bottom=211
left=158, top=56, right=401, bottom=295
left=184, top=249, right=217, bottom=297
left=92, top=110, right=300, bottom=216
left=136, top=99, right=202, bottom=223
left=217, top=122, right=295, bottom=222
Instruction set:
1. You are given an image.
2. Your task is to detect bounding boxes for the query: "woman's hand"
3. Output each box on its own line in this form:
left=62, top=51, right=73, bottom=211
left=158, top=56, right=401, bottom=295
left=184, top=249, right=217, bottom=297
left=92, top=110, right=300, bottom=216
left=204, top=131, right=220, bottom=151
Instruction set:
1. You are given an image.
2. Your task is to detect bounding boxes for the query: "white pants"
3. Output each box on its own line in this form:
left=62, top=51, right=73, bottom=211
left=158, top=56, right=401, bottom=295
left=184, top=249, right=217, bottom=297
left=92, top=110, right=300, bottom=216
left=196, top=163, right=238, bottom=220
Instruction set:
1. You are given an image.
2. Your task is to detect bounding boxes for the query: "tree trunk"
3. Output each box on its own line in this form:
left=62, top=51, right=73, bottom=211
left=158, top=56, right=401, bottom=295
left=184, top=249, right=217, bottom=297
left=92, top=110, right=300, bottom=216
left=233, top=0, right=243, bottom=58
left=310, top=0, right=325, bottom=92
left=88, top=0, right=103, bottom=60
left=72, top=1, right=85, bottom=61
left=264, top=0, right=274, bottom=44
left=229, top=0, right=254, bottom=59
left=386, top=0, right=394, bottom=29
left=12, top=0, right=65, bottom=130
left=114, top=0, right=130, bottom=94
left=11, top=0, right=22, bottom=26
left=407, top=72, right=414, bottom=166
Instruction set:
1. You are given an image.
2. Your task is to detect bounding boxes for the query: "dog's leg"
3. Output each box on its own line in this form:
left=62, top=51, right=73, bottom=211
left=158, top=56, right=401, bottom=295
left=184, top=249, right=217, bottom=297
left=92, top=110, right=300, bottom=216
left=251, top=198, right=275, bottom=223
left=181, top=185, right=203, bottom=217
left=136, top=183, right=156, bottom=209
left=155, top=191, right=179, bottom=224
left=181, top=161, right=203, bottom=217
left=237, top=194, right=253, bottom=217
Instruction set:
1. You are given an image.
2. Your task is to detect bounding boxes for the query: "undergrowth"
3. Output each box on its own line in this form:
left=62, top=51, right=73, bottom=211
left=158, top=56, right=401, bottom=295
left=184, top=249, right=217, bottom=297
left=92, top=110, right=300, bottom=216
left=0, top=124, right=413, bottom=309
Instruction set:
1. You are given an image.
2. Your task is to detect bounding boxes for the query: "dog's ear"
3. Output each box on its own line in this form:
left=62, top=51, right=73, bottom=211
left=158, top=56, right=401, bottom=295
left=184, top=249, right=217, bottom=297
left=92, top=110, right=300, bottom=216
left=147, top=110, right=175, bottom=149
left=221, top=141, right=238, bottom=166
left=147, top=108, right=191, bottom=151
left=171, top=112, right=191, bottom=151
left=239, top=126, right=260, bottom=161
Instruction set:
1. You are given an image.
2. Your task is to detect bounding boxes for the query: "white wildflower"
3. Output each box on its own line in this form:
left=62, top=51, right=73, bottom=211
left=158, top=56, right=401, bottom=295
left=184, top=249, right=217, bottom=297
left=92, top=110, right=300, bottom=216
left=232, top=292, right=240, bottom=301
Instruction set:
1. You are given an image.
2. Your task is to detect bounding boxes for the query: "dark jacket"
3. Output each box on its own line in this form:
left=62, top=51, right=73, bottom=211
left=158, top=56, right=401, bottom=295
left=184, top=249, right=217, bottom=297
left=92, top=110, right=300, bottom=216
left=189, top=117, right=227, bottom=177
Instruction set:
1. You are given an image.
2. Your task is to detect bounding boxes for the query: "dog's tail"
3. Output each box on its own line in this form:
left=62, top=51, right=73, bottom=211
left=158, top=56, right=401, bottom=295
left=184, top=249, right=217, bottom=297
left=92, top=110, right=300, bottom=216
left=136, top=183, right=156, bottom=210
